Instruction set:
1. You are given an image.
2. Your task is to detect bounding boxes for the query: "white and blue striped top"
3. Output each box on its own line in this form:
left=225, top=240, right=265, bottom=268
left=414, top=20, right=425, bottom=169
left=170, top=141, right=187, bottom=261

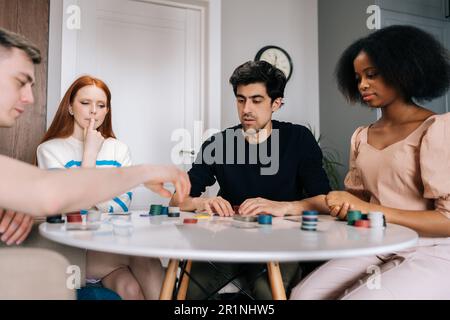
left=36, top=136, right=133, bottom=213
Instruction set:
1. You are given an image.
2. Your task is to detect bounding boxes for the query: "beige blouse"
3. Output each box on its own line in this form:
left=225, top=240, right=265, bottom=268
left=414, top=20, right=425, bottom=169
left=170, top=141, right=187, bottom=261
left=344, top=113, right=450, bottom=219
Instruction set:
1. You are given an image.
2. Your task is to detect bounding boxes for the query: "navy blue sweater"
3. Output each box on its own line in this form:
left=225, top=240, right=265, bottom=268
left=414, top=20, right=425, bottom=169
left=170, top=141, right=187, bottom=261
left=188, top=120, right=331, bottom=206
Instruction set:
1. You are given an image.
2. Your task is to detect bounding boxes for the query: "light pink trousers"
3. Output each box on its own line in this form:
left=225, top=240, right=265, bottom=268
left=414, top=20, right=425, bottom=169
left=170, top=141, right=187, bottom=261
left=290, top=238, right=450, bottom=300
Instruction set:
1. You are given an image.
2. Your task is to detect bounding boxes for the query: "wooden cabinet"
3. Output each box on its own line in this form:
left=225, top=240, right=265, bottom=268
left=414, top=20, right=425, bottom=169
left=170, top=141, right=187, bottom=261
left=0, top=0, right=49, bottom=164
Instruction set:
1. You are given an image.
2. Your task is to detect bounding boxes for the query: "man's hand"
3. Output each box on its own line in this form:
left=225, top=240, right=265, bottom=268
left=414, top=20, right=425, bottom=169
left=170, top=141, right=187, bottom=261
left=144, top=165, right=191, bottom=204
left=193, top=197, right=234, bottom=217
left=239, top=198, right=290, bottom=217
left=0, top=210, right=34, bottom=246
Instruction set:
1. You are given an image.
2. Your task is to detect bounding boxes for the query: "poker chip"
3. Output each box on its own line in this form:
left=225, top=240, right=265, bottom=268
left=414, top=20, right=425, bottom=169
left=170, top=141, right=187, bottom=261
left=258, top=215, right=272, bottom=225
left=347, top=210, right=362, bottom=226
left=368, top=212, right=385, bottom=228
left=169, top=207, right=180, bottom=214
left=194, top=213, right=211, bottom=220
left=354, top=219, right=370, bottom=228
left=149, top=205, right=163, bottom=216
left=302, top=217, right=318, bottom=222
left=302, top=210, right=319, bottom=216
left=66, top=213, right=82, bottom=223
left=368, top=212, right=383, bottom=219
left=301, top=226, right=317, bottom=232
left=161, top=206, right=169, bottom=215
left=370, top=220, right=384, bottom=228
left=168, top=212, right=180, bottom=218
left=301, top=211, right=318, bottom=232
left=183, top=218, right=198, bottom=224
left=301, top=221, right=318, bottom=226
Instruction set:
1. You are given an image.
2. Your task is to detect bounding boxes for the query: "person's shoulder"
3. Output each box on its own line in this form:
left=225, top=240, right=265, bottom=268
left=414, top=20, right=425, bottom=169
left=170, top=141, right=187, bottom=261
left=102, top=138, right=131, bottom=158
left=274, top=120, right=310, bottom=134
left=104, top=137, right=129, bottom=149
left=351, top=125, right=369, bottom=141
left=425, top=112, right=450, bottom=128
left=37, top=138, right=69, bottom=152
left=222, top=123, right=242, bottom=134
left=274, top=121, right=316, bottom=143
left=202, top=124, right=242, bottom=144
left=421, top=112, right=450, bottom=145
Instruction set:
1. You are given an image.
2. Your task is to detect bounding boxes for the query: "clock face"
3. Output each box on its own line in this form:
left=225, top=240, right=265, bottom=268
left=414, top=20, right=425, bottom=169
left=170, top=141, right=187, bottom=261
left=255, top=46, right=293, bottom=81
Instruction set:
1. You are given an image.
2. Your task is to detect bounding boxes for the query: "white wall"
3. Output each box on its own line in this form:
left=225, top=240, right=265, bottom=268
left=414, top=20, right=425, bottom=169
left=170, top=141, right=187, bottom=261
left=221, top=0, right=319, bottom=132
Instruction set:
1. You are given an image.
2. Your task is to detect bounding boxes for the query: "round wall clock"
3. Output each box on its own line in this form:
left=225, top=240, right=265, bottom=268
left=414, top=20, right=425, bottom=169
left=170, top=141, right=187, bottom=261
left=255, top=45, right=293, bottom=81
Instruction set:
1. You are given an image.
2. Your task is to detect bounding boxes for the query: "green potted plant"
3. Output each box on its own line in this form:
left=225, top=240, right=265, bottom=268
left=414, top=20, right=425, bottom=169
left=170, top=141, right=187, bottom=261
left=307, top=125, right=343, bottom=190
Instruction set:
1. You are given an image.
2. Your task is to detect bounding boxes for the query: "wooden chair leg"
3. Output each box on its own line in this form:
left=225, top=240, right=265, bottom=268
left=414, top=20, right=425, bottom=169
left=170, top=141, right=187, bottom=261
left=159, top=259, right=179, bottom=300
left=267, top=261, right=287, bottom=300
left=176, top=260, right=193, bottom=300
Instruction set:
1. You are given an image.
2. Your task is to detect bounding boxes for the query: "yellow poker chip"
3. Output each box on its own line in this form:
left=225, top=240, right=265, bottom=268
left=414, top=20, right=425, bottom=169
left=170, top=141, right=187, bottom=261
left=194, top=213, right=212, bottom=219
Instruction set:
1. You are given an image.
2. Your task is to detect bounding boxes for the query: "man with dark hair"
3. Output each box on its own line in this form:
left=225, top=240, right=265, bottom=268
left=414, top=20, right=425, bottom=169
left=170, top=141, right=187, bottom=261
left=171, top=60, right=330, bottom=300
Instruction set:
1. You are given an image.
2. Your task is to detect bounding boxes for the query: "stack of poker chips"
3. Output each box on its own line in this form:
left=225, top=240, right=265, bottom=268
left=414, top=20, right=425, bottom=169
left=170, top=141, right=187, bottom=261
left=168, top=207, right=180, bottom=218
left=161, top=206, right=169, bottom=216
left=347, top=210, right=362, bottom=226
left=257, top=214, right=272, bottom=225
left=149, top=204, right=163, bottom=216
left=66, top=212, right=82, bottom=223
left=368, top=212, right=385, bottom=228
left=301, top=211, right=318, bottom=231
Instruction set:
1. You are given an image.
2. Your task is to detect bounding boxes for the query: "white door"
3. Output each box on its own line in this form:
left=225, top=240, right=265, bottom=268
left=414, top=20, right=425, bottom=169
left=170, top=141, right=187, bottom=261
left=61, top=0, right=204, bottom=209
left=379, top=1, right=450, bottom=114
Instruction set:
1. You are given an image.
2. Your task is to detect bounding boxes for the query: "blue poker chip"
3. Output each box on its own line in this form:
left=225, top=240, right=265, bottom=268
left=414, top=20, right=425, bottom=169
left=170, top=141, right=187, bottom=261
left=161, top=206, right=169, bottom=215
left=258, top=215, right=273, bottom=225
left=302, top=221, right=318, bottom=226
left=302, top=211, right=319, bottom=216
left=302, top=217, right=318, bottom=222
left=301, top=226, right=317, bottom=232
left=149, top=204, right=163, bottom=216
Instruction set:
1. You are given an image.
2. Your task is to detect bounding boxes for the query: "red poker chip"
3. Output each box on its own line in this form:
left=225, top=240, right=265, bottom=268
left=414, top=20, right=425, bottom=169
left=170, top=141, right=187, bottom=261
left=66, top=213, right=82, bottom=223
left=183, top=219, right=198, bottom=224
left=354, top=220, right=370, bottom=228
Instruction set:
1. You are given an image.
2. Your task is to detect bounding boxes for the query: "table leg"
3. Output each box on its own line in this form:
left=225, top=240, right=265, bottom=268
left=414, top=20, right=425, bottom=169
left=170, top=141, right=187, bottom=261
left=267, top=261, right=287, bottom=300
left=159, top=259, right=179, bottom=300
left=177, top=260, right=192, bottom=300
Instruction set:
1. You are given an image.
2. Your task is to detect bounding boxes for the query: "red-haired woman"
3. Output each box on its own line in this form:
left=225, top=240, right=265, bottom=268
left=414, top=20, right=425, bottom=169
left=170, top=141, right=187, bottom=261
left=37, top=76, right=163, bottom=300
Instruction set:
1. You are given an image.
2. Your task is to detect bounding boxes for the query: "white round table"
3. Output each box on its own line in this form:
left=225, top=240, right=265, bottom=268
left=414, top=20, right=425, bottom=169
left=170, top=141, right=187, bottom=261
left=39, top=212, right=418, bottom=300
